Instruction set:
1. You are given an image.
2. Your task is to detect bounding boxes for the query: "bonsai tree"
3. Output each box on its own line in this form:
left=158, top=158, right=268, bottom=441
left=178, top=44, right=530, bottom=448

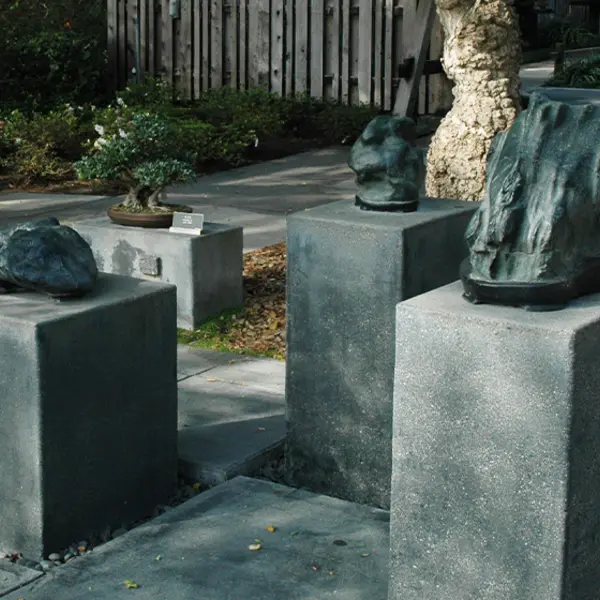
left=75, top=113, right=196, bottom=212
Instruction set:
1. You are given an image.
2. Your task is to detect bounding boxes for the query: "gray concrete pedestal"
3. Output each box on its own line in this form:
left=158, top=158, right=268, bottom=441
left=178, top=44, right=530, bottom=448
left=390, top=281, right=600, bottom=600
left=285, top=198, right=477, bottom=509
left=0, top=274, right=178, bottom=559
left=73, top=219, right=243, bottom=330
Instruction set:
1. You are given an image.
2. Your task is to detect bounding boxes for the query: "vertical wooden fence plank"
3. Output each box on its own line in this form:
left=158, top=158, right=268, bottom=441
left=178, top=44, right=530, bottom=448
left=383, top=0, right=393, bottom=110
left=311, top=0, right=325, bottom=98
left=179, top=0, right=193, bottom=98
left=357, top=0, right=372, bottom=104
left=329, top=0, right=341, bottom=102
left=149, top=0, right=157, bottom=76
left=248, top=0, right=270, bottom=89
left=118, top=0, right=128, bottom=87
left=227, top=0, right=239, bottom=88
left=341, top=0, right=351, bottom=103
left=127, top=0, right=138, bottom=79
left=285, top=0, right=295, bottom=96
left=139, top=0, right=148, bottom=78
left=373, top=0, right=383, bottom=106
left=239, top=0, right=248, bottom=89
left=272, top=0, right=285, bottom=96
left=108, top=0, right=119, bottom=91
left=202, top=0, right=210, bottom=89
left=211, top=0, right=224, bottom=88
left=160, top=0, right=173, bottom=86
left=193, top=0, right=201, bottom=96
left=295, top=0, right=309, bottom=94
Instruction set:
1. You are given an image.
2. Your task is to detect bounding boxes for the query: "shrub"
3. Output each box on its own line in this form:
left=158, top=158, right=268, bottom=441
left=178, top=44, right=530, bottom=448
left=547, top=53, right=600, bottom=88
left=0, top=106, right=93, bottom=182
left=279, top=94, right=381, bottom=144
left=0, top=31, right=108, bottom=113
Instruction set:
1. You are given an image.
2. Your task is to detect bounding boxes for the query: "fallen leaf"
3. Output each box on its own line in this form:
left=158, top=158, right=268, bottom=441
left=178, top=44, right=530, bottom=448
left=290, top=531, right=299, bottom=536
left=329, top=571, right=335, bottom=576
left=256, top=427, right=266, bottom=432
left=192, top=482, right=201, bottom=490
left=255, top=538, right=263, bottom=543
left=248, top=543, right=262, bottom=551
left=311, top=564, right=319, bottom=571
left=124, top=579, right=140, bottom=589
left=155, top=555, right=162, bottom=561
left=266, top=525, right=276, bottom=533
left=333, top=539, right=347, bottom=546
left=206, top=378, right=218, bottom=382
left=360, top=553, right=370, bottom=557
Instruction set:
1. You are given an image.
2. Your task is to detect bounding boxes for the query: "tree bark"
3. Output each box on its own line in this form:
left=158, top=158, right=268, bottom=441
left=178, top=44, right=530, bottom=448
left=426, top=0, right=522, bottom=201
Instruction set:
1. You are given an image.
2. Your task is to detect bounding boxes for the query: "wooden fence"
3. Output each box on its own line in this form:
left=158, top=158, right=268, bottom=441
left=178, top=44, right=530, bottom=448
left=107, top=0, right=453, bottom=115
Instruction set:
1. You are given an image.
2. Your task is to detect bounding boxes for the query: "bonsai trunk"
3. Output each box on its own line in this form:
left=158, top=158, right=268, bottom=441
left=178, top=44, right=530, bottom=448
left=122, top=185, right=166, bottom=210
left=426, top=0, right=522, bottom=201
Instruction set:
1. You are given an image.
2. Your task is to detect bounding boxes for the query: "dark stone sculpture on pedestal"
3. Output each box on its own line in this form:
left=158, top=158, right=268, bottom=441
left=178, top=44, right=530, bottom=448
left=0, top=217, right=98, bottom=299
left=461, top=93, right=600, bottom=309
left=348, top=115, right=425, bottom=213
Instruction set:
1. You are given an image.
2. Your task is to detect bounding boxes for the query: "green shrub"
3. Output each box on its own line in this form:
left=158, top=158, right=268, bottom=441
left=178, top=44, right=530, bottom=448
left=0, top=31, right=108, bottom=113
left=538, top=19, right=600, bottom=50
left=279, top=94, right=381, bottom=144
left=0, top=106, right=93, bottom=182
left=116, top=78, right=174, bottom=110
left=547, top=53, right=600, bottom=88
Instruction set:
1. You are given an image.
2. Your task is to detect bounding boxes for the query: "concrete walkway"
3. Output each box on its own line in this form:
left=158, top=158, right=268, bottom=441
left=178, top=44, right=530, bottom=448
left=0, top=147, right=355, bottom=252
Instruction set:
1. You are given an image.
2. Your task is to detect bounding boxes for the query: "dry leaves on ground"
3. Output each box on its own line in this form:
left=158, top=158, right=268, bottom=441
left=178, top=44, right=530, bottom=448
left=179, top=242, right=286, bottom=360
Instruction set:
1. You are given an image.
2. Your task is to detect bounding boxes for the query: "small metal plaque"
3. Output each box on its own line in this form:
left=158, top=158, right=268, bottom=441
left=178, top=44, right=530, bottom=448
left=140, top=255, right=161, bottom=277
left=169, top=212, right=204, bottom=236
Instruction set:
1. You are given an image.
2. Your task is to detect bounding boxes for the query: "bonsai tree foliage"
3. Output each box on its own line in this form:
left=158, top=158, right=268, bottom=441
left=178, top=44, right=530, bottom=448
left=426, top=0, right=522, bottom=201
left=75, top=113, right=196, bottom=211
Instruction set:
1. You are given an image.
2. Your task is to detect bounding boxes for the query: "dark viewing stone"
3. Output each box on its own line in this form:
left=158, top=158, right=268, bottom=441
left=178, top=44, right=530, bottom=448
left=0, top=217, right=98, bottom=299
left=462, top=93, right=600, bottom=310
left=348, top=115, right=425, bottom=213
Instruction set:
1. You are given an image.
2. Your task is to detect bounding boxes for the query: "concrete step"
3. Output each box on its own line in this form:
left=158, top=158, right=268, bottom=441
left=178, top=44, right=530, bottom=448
left=4, top=477, right=390, bottom=600
left=176, top=346, right=286, bottom=488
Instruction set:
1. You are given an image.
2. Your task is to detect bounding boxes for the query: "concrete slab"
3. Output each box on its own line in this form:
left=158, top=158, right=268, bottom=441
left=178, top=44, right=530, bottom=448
left=169, top=147, right=355, bottom=215
left=520, top=60, right=554, bottom=92
left=4, top=477, right=389, bottom=600
left=0, top=561, right=43, bottom=597
left=177, top=365, right=285, bottom=486
left=0, top=193, right=112, bottom=226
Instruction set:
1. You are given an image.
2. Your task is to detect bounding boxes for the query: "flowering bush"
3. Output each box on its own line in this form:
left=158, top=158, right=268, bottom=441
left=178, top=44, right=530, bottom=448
left=75, top=113, right=196, bottom=210
left=0, top=105, right=92, bottom=182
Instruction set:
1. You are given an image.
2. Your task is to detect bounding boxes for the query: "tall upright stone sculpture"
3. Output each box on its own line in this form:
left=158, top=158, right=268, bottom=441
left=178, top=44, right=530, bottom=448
left=286, top=115, right=477, bottom=509
left=390, top=94, right=600, bottom=600
left=461, top=92, right=600, bottom=309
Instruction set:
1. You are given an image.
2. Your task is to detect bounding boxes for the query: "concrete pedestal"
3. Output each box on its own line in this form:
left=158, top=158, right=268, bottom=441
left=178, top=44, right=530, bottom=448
left=73, top=219, right=243, bottom=330
left=0, top=274, right=178, bottom=559
left=285, top=198, right=477, bottom=509
left=390, top=281, right=600, bottom=600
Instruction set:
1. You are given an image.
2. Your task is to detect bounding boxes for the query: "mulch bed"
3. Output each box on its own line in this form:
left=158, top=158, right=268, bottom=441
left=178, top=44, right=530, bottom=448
left=179, top=242, right=287, bottom=360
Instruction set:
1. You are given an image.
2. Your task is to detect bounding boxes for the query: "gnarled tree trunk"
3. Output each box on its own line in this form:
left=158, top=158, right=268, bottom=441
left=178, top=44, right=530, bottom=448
left=426, top=0, right=522, bottom=201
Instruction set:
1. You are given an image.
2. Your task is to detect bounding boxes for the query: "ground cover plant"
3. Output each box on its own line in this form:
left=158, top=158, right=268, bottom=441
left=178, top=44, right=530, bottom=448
left=546, top=53, right=600, bottom=88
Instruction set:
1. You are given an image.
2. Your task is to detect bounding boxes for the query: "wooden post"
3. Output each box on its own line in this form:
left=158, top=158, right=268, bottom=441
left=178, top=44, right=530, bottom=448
left=393, top=0, right=436, bottom=117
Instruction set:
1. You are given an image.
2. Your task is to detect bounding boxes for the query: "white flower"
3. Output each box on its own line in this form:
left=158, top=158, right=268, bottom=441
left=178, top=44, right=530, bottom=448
left=93, top=137, right=108, bottom=149
left=15, top=138, right=22, bottom=145
left=254, top=137, right=259, bottom=148
left=117, top=97, right=126, bottom=107
left=119, top=129, right=127, bottom=138
left=131, top=67, right=137, bottom=74
left=94, top=124, right=105, bottom=136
